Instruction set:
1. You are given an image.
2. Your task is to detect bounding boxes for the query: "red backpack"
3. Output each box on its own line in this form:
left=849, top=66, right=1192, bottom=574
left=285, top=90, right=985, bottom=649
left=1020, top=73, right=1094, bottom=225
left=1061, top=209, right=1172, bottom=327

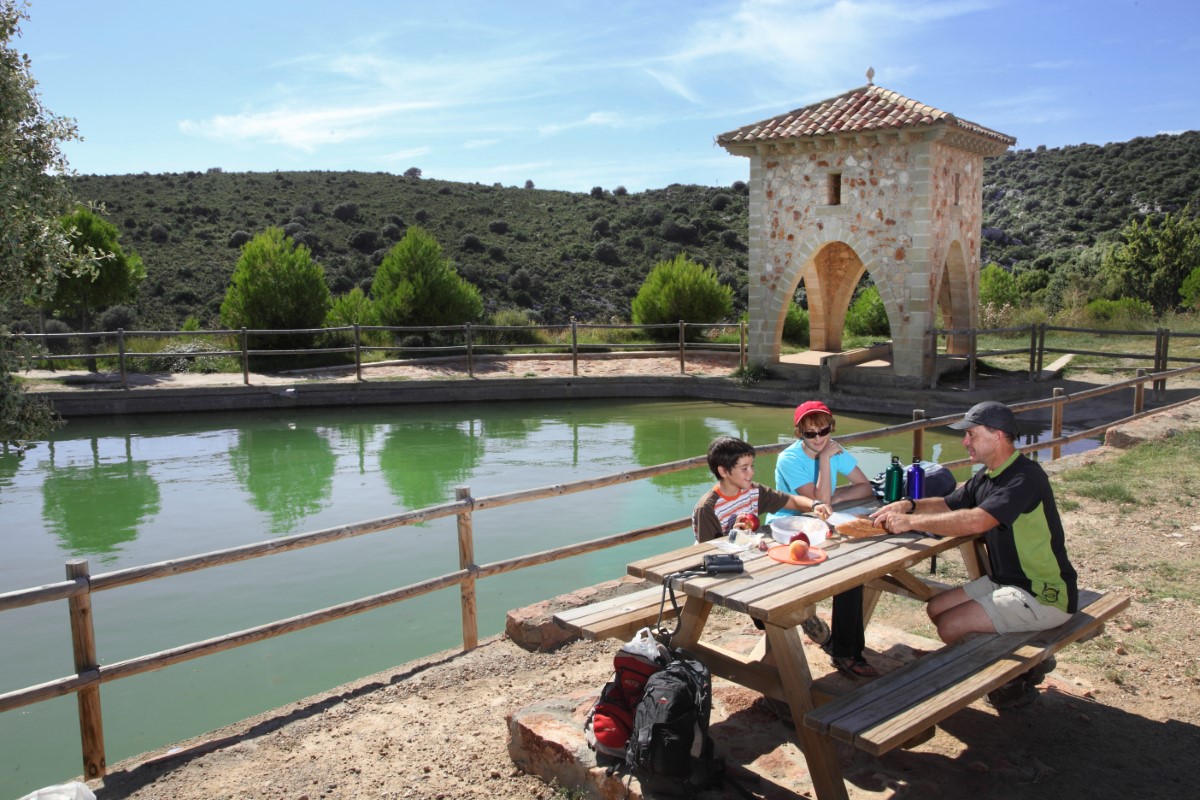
left=585, top=628, right=669, bottom=761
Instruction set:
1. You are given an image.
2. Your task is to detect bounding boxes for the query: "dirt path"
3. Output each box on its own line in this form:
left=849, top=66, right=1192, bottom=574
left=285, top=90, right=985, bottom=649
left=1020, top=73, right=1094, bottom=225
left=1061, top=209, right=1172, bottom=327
left=69, top=396, right=1200, bottom=800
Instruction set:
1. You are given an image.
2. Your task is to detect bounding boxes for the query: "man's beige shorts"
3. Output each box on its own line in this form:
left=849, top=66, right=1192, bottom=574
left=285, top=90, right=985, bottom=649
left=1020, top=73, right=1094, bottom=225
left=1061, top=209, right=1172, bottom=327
left=964, top=576, right=1072, bottom=633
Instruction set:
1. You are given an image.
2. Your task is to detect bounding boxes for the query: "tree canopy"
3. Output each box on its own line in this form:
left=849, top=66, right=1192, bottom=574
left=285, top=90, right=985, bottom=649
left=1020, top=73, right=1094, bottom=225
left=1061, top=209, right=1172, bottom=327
left=631, top=253, right=732, bottom=340
left=219, top=227, right=330, bottom=348
left=1, top=1, right=88, bottom=447
left=50, top=207, right=145, bottom=331
left=1099, top=208, right=1200, bottom=313
left=371, top=226, right=483, bottom=328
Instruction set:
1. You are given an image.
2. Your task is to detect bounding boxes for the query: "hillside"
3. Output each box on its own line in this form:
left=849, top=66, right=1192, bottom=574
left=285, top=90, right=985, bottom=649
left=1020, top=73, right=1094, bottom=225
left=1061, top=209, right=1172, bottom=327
left=55, top=174, right=750, bottom=330
left=16, top=129, right=1198, bottom=331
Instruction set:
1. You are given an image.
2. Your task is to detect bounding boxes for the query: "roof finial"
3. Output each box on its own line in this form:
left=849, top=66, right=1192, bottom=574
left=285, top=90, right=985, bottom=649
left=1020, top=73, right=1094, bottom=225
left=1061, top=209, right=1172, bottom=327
left=866, top=66, right=875, bottom=85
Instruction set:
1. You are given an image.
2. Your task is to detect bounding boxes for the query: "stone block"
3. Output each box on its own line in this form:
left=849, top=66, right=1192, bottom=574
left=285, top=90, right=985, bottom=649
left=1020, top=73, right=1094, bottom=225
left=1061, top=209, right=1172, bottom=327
left=504, top=576, right=648, bottom=652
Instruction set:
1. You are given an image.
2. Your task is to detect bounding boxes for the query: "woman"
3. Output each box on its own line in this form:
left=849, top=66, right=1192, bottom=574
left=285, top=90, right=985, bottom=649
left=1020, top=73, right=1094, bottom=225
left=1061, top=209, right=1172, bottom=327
left=772, top=401, right=879, bottom=678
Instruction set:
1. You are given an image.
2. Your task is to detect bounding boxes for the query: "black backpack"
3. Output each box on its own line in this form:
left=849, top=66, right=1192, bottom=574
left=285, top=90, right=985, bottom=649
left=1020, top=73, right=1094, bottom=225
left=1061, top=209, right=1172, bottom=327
left=625, top=651, right=723, bottom=795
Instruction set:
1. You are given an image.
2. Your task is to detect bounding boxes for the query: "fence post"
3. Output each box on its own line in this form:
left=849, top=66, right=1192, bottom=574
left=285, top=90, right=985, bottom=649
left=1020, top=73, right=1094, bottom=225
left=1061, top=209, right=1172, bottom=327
left=1028, top=323, right=1038, bottom=382
left=968, top=329, right=977, bottom=391
left=240, top=328, right=249, bottom=385
left=927, top=328, right=938, bottom=389
left=1051, top=387, right=1065, bottom=461
left=66, top=559, right=106, bottom=780
left=1134, top=368, right=1146, bottom=415
left=571, top=318, right=579, bottom=377
left=912, top=409, right=925, bottom=462
left=353, top=325, right=363, bottom=382
left=1036, top=323, right=1046, bottom=375
left=1156, top=327, right=1169, bottom=400
left=739, top=321, right=746, bottom=371
left=465, top=323, right=474, bottom=379
left=678, top=320, right=686, bottom=375
left=455, top=486, right=478, bottom=651
left=118, top=329, right=127, bottom=390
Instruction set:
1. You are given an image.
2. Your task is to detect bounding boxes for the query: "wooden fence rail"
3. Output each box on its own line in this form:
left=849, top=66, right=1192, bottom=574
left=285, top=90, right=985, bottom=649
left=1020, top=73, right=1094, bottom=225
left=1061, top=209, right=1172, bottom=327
left=1, top=364, right=1198, bottom=779
left=10, top=320, right=749, bottom=387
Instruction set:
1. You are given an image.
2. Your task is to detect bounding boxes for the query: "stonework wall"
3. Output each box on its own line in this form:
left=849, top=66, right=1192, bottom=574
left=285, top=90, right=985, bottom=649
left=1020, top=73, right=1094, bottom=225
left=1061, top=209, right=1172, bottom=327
left=744, top=133, right=983, bottom=380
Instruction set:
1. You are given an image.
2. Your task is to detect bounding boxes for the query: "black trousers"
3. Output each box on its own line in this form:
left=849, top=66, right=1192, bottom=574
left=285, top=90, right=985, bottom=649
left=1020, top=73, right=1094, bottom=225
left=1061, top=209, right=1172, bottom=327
left=827, top=586, right=866, bottom=658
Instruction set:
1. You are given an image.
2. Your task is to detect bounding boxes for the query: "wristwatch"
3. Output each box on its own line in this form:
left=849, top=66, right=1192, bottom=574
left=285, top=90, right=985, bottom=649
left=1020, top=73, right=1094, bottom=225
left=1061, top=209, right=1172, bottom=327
left=905, top=498, right=917, bottom=514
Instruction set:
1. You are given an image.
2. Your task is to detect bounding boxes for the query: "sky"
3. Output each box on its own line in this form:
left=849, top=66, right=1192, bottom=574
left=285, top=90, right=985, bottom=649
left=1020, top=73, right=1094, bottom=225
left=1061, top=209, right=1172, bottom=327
left=15, top=0, right=1200, bottom=193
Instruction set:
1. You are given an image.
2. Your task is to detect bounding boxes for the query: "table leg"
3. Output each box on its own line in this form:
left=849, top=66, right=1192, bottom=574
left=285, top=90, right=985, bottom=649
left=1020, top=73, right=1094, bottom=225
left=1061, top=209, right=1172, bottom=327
left=670, top=594, right=712, bottom=650
left=765, top=622, right=850, bottom=800
left=958, top=538, right=988, bottom=580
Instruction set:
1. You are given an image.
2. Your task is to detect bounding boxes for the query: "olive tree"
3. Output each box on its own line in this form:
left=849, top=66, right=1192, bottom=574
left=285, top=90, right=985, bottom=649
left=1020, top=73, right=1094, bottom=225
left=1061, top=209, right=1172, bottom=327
left=1, top=1, right=94, bottom=447
left=220, top=228, right=330, bottom=350
left=371, top=226, right=482, bottom=335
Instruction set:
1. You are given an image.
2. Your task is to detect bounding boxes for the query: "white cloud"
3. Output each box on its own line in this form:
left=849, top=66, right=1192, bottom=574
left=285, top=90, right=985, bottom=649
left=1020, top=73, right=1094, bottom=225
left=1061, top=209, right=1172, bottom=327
left=538, top=111, right=634, bottom=137
left=464, top=139, right=500, bottom=150
left=180, top=101, right=439, bottom=152
left=381, top=146, right=433, bottom=163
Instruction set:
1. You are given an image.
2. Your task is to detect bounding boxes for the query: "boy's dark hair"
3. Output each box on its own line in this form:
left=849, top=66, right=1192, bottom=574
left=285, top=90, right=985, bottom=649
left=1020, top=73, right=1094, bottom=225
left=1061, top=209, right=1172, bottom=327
left=706, top=436, right=755, bottom=479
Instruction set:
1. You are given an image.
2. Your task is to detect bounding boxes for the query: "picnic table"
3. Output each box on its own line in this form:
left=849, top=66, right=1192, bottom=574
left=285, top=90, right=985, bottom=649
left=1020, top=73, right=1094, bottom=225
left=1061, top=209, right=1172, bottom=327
left=556, top=504, right=1127, bottom=800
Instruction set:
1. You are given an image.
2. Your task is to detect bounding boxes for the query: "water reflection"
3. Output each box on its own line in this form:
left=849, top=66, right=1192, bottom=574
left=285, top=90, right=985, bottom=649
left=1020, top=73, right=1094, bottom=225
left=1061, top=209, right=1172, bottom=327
left=229, top=425, right=335, bottom=533
left=631, top=413, right=723, bottom=497
left=40, top=438, right=161, bottom=558
left=379, top=420, right=485, bottom=509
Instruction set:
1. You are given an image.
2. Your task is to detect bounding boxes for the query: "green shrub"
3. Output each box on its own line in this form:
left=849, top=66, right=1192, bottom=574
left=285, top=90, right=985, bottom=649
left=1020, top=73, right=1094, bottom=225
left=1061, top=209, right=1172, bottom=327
left=478, top=308, right=548, bottom=347
left=181, top=316, right=202, bottom=331
left=782, top=302, right=809, bottom=346
left=979, top=263, right=1022, bottom=308
left=631, top=253, right=733, bottom=342
left=127, top=339, right=233, bottom=374
left=1181, top=266, right=1200, bottom=310
left=844, top=285, right=890, bottom=337
left=1083, top=297, right=1155, bottom=328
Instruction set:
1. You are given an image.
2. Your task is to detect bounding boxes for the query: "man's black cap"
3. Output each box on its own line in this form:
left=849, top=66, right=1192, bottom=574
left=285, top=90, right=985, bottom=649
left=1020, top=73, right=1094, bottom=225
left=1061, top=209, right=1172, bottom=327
left=948, top=401, right=1018, bottom=436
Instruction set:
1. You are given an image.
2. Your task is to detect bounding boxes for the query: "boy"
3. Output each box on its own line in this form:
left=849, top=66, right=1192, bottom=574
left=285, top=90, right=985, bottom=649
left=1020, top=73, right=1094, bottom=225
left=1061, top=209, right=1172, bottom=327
left=692, top=435, right=830, bottom=543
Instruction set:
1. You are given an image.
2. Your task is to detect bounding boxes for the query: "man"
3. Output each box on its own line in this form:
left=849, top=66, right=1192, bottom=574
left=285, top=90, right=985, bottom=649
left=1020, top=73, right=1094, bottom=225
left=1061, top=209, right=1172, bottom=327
left=871, top=400, right=1078, bottom=708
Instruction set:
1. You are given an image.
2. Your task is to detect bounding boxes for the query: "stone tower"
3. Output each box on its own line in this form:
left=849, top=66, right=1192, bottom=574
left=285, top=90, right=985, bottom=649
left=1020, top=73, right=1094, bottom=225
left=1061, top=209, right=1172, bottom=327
left=717, top=79, right=1015, bottom=383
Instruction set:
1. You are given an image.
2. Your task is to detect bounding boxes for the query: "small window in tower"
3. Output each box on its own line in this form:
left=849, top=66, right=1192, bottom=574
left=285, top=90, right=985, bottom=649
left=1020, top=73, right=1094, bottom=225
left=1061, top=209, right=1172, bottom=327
left=827, top=172, right=842, bottom=206
left=953, top=173, right=961, bottom=206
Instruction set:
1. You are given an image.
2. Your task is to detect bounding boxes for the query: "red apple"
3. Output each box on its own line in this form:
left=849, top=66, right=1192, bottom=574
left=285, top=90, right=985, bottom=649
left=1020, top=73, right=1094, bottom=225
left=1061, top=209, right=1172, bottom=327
left=789, top=532, right=810, bottom=545
left=736, top=512, right=760, bottom=532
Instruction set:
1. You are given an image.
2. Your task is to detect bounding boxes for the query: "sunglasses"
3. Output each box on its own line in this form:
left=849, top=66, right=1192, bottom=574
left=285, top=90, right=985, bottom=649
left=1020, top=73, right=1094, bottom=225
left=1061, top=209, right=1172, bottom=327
left=801, top=425, right=833, bottom=439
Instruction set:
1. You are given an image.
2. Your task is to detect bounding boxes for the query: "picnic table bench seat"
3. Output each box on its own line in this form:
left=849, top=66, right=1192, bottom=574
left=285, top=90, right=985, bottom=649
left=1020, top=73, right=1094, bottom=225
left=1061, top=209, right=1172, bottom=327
left=804, top=588, right=1128, bottom=756
left=552, top=585, right=676, bottom=642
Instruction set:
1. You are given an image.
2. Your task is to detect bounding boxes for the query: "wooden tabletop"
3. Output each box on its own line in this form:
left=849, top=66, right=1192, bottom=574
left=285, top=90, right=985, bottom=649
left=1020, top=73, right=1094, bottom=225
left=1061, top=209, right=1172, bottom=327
left=627, top=530, right=967, bottom=628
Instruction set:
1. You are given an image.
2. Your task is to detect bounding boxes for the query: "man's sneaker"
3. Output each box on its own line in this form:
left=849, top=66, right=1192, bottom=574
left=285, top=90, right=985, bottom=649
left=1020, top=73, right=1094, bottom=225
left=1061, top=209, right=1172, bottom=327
left=1023, top=656, right=1056, bottom=687
left=986, top=678, right=1039, bottom=711
left=800, top=616, right=831, bottom=647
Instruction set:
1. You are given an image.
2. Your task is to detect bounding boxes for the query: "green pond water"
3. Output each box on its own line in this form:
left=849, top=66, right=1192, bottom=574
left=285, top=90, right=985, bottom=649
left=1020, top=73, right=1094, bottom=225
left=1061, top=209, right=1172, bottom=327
left=0, top=397, right=1065, bottom=796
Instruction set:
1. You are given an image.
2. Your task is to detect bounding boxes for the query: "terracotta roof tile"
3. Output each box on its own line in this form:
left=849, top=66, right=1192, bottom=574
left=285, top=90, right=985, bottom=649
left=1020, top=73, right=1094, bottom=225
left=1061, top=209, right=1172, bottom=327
left=717, top=84, right=1015, bottom=147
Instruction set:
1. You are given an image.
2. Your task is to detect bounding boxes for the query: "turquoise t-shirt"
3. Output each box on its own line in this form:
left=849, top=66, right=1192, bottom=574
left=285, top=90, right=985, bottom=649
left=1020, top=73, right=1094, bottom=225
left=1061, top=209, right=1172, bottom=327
left=770, top=440, right=857, bottom=519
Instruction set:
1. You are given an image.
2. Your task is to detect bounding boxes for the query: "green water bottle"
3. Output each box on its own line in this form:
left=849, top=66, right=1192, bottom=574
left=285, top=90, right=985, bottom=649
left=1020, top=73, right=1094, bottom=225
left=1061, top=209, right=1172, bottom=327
left=884, top=456, right=904, bottom=503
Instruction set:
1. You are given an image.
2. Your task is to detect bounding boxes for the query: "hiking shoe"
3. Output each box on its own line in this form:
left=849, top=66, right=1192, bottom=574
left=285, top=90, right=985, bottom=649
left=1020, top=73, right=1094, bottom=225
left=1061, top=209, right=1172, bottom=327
left=1023, top=656, right=1056, bottom=687
left=800, top=616, right=831, bottom=646
left=986, top=678, right=1039, bottom=711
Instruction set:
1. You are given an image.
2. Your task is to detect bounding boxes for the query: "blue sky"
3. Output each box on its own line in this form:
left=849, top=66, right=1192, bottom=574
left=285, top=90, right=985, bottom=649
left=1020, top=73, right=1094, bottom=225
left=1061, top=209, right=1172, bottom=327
left=17, top=0, right=1199, bottom=192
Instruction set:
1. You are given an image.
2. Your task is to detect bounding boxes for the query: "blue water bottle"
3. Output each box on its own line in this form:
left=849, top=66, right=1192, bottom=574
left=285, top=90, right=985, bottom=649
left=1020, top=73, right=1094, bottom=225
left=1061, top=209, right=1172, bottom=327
left=906, top=458, right=925, bottom=501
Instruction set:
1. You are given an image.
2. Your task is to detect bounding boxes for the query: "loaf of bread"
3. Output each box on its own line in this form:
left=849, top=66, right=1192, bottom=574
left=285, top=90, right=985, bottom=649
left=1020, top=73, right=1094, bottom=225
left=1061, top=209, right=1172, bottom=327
left=834, top=516, right=884, bottom=539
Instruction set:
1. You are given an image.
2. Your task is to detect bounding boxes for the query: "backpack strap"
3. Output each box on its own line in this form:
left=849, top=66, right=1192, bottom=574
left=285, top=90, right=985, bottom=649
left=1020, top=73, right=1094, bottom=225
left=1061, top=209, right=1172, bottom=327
left=655, top=569, right=703, bottom=645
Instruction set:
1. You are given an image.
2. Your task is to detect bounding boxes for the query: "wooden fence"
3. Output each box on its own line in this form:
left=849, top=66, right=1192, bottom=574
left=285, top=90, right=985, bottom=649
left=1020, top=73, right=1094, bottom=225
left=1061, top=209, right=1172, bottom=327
left=10, top=320, right=748, bottom=388
left=1, top=363, right=1199, bottom=780
left=930, top=322, right=1200, bottom=391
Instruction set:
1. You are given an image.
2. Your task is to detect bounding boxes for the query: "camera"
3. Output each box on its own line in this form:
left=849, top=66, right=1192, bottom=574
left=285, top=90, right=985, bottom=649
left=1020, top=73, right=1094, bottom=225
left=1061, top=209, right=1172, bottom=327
left=703, top=553, right=745, bottom=575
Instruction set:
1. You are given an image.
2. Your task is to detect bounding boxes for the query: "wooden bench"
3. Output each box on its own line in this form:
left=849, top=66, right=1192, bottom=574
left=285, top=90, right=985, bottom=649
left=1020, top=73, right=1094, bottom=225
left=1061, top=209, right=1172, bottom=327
left=552, top=585, right=677, bottom=641
left=804, top=589, right=1128, bottom=756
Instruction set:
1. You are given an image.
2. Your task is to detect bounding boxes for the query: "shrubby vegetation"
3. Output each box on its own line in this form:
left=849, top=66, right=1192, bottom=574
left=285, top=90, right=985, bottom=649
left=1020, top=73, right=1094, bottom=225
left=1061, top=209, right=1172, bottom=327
left=219, top=228, right=330, bottom=350
left=631, top=253, right=732, bottom=341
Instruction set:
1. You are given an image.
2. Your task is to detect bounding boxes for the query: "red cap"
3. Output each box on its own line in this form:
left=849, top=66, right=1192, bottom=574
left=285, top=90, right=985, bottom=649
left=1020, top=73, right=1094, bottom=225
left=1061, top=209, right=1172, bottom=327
left=793, top=400, right=831, bottom=426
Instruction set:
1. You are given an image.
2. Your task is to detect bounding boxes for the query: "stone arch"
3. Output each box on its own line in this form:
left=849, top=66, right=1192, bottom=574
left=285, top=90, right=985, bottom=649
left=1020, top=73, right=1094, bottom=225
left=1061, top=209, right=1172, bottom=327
left=933, top=239, right=973, bottom=355
left=764, top=229, right=905, bottom=356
